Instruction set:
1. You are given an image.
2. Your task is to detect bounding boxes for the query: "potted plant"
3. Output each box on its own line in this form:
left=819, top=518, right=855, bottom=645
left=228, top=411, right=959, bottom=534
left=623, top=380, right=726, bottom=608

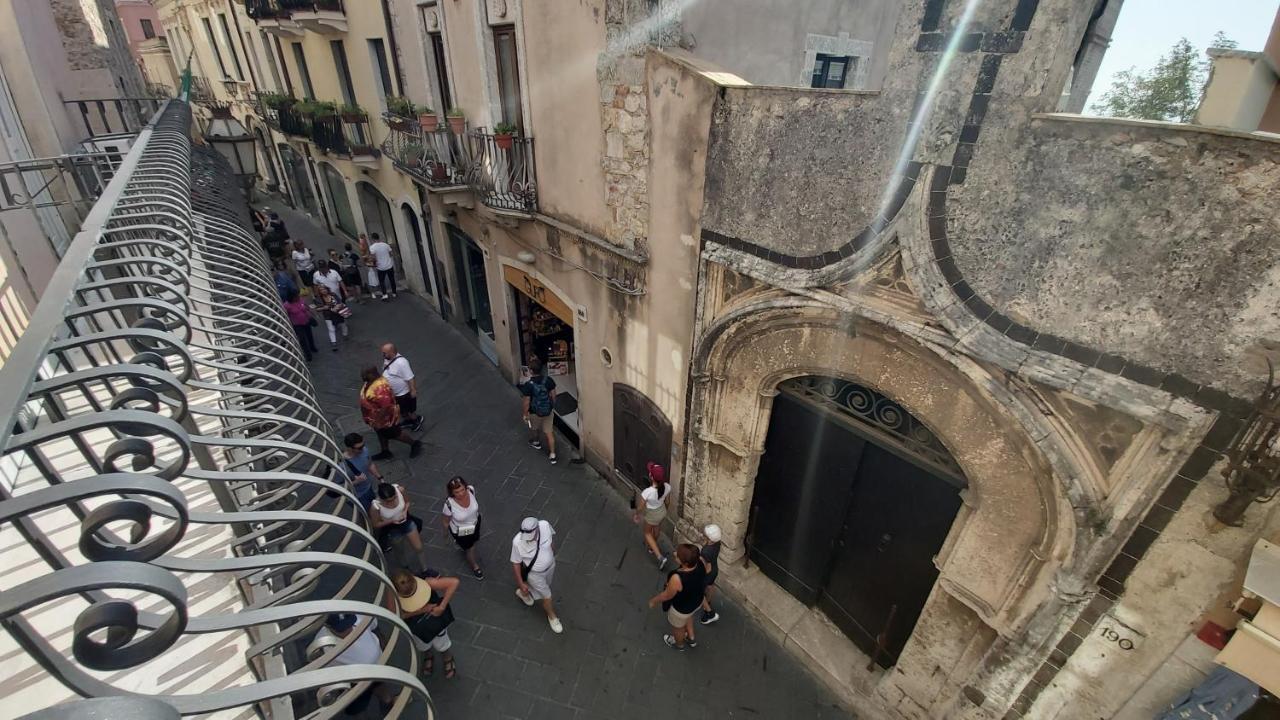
left=298, top=100, right=337, bottom=118
left=493, top=122, right=518, bottom=150
left=386, top=95, right=415, bottom=117
left=262, top=92, right=294, bottom=110
left=446, top=107, right=466, bottom=135
left=339, top=102, right=367, bottom=123
left=400, top=141, right=424, bottom=168
left=419, top=108, right=439, bottom=133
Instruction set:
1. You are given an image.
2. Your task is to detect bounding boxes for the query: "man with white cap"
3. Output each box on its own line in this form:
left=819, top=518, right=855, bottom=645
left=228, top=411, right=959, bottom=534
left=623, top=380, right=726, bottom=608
left=700, top=524, right=723, bottom=625
left=510, top=516, right=562, bottom=633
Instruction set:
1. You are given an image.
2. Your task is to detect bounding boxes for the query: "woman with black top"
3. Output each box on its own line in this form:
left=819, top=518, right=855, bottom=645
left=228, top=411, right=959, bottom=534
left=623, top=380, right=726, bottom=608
left=647, top=543, right=710, bottom=651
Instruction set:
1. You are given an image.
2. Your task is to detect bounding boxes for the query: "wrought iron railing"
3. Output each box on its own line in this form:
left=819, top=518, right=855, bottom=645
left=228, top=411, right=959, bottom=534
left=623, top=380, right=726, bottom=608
left=467, top=129, right=538, bottom=213
left=244, top=0, right=286, bottom=19
left=146, top=82, right=174, bottom=99
left=63, top=98, right=163, bottom=139
left=312, top=114, right=378, bottom=159
left=0, top=100, right=431, bottom=718
left=187, top=75, right=214, bottom=104
left=278, top=104, right=311, bottom=137
left=281, top=0, right=344, bottom=11
left=381, top=119, right=468, bottom=188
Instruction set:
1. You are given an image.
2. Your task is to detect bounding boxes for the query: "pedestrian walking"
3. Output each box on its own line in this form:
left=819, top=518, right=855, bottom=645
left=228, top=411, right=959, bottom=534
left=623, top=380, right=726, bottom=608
left=341, top=432, right=383, bottom=509
left=263, top=210, right=289, bottom=263
left=359, top=366, right=423, bottom=460
left=314, top=614, right=396, bottom=711
left=520, top=357, right=558, bottom=464
left=648, top=543, right=710, bottom=651
left=340, top=243, right=364, bottom=302
left=369, top=233, right=397, bottom=300
left=282, top=289, right=317, bottom=361
left=370, top=481, right=425, bottom=571
left=699, top=524, right=722, bottom=625
left=392, top=568, right=460, bottom=679
left=273, top=260, right=298, bottom=300
left=251, top=207, right=268, bottom=234
left=313, top=259, right=345, bottom=300
left=510, top=517, right=562, bottom=633
left=292, top=239, right=316, bottom=287
left=381, top=343, right=423, bottom=431
left=633, top=461, right=672, bottom=569
left=312, top=285, right=351, bottom=350
left=441, top=476, right=483, bottom=579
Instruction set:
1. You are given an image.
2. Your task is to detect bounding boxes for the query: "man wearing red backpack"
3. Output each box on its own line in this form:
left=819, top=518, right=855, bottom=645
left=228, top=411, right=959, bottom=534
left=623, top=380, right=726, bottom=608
left=521, top=357, right=558, bottom=464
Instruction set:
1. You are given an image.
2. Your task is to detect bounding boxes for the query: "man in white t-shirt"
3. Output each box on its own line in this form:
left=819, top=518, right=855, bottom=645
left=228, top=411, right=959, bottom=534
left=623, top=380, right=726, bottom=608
left=381, top=343, right=423, bottom=432
left=313, top=259, right=345, bottom=300
left=291, top=239, right=316, bottom=287
left=510, top=517, right=562, bottom=633
left=368, top=233, right=397, bottom=301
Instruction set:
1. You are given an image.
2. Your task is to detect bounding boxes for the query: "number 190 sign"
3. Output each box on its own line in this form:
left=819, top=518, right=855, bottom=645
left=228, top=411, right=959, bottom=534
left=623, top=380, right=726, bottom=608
left=1096, top=624, right=1137, bottom=651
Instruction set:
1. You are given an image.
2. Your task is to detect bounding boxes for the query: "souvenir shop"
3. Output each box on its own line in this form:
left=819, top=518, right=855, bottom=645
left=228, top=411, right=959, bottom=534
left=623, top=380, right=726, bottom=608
left=504, top=266, right=580, bottom=445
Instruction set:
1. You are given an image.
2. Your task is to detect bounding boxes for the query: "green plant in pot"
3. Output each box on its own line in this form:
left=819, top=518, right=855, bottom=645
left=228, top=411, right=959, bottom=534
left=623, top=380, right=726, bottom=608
left=419, top=107, right=439, bottom=133
left=400, top=141, right=425, bottom=168
left=339, top=102, right=367, bottom=123
left=262, top=92, right=293, bottom=110
left=386, top=96, right=415, bottom=118
left=446, top=107, right=466, bottom=135
left=299, top=100, right=337, bottom=118
left=493, top=122, right=518, bottom=150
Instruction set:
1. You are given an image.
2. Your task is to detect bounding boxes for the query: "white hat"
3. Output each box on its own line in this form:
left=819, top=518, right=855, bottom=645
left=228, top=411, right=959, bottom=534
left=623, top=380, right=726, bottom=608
left=517, top=517, right=540, bottom=552
left=704, top=524, right=722, bottom=542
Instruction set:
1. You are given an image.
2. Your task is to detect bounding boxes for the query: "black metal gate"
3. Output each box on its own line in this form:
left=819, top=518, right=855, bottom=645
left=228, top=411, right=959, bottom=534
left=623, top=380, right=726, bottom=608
left=613, top=384, right=672, bottom=489
left=748, top=377, right=965, bottom=667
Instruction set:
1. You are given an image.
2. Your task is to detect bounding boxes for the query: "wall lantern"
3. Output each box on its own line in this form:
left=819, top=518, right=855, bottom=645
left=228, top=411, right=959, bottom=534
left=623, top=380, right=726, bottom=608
left=203, top=104, right=258, bottom=193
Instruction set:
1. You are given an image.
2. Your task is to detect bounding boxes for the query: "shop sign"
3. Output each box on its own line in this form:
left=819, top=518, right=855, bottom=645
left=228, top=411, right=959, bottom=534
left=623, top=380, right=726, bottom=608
left=504, top=265, right=575, bottom=325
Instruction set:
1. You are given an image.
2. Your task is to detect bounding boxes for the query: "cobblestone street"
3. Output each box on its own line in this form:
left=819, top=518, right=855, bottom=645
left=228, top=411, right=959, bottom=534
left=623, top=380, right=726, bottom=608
left=273, top=204, right=849, bottom=719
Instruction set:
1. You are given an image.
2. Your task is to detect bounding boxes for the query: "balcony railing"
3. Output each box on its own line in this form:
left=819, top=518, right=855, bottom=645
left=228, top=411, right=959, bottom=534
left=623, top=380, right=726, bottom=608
left=0, top=98, right=434, bottom=718
left=187, top=75, right=214, bottom=104
left=284, top=0, right=346, bottom=33
left=63, top=97, right=163, bottom=139
left=467, top=129, right=538, bottom=214
left=244, top=0, right=285, bottom=19
left=381, top=115, right=468, bottom=188
left=278, top=104, right=311, bottom=137
left=311, top=113, right=378, bottom=160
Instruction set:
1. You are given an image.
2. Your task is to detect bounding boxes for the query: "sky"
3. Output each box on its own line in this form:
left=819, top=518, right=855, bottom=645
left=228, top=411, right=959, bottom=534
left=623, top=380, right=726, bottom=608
left=1084, top=0, right=1279, bottom=111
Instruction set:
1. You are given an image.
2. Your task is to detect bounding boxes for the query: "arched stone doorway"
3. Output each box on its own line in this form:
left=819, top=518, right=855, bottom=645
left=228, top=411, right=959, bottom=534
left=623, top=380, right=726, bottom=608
left=684, top=297, right=1090, bottom=706
left=357, top=181, right=396, bottom=245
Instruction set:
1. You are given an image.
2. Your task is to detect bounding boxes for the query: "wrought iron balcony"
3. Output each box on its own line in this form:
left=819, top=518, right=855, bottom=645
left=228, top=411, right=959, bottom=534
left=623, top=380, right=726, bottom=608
left=467, top=129, right=538, bottom=214
left=277, top=103, right=311, bottom=137
left=0, top=99, right=434, bottom=718
left=62, top=97, right=164, bottom=139
left=187, top=75, right=215, bottom=105
left=284, top=0, right=347, bottom=33
left=311, top=113, right=379, bottom=163
left=244, top=0, right=284, bottom=19
left=382, top=116, right=468, bottom=189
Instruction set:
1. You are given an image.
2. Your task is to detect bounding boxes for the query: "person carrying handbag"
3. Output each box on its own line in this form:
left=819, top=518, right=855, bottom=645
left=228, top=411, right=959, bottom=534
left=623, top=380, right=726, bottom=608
left=441, top=476, right=484, bottom=579
left=510, top=517, right=562, bottom=633
left=392, top=568, right=460, bottom=679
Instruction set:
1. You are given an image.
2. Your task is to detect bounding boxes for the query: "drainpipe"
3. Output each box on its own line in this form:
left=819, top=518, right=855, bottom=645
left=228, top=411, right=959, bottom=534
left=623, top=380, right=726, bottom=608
left=379, top=0, right=406, bottom=96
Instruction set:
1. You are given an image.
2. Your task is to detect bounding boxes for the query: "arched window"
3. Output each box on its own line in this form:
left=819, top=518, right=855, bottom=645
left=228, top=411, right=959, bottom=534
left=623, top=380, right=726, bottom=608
left=320, top=163, right=357, bottom=236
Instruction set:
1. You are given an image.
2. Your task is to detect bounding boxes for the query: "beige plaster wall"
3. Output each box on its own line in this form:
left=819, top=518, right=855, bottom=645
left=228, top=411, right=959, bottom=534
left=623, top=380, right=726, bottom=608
left=521, top=0, right=613, bottom=240
left=438, top=0, right=491, bottom=125
left=1196, top=53, right=1279, bottom=131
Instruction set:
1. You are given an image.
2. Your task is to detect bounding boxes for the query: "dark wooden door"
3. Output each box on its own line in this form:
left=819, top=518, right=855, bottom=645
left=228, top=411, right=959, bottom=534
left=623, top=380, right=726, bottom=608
left=747, top=378, right=963, bottom=667
left=613, top=384, right=672, bottom=490
left=817, top=441, right=962, bottom=666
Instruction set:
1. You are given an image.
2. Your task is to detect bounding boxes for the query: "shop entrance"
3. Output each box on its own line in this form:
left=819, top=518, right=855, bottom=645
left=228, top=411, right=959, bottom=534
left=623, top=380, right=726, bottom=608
left=445, top=224, right=496, bottom=364
left=505, top=266, right=579, bottom=447
left=748, top=376, right=965, bottom=668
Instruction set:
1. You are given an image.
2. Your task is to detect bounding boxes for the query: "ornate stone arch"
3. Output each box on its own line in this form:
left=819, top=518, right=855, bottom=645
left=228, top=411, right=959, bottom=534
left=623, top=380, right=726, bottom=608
left=684, top=295, right=1095, bottom=635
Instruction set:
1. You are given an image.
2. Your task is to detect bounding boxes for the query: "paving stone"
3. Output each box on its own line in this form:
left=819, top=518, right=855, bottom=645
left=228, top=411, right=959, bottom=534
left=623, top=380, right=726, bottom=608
left=264, top=201, right=848, bottom=719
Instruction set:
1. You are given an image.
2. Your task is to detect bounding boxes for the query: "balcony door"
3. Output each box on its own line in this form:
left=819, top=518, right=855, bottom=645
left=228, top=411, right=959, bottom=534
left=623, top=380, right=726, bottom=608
left=493, top=26, right=523, bottom=131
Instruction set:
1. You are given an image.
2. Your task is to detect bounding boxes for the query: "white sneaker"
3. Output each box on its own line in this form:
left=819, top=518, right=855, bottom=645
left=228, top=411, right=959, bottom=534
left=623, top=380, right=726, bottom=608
left=549, top=453, right=557, bottom=465
left=516, top=588, right=534, bottom=606
left=548, top=617, right=563, bottom=634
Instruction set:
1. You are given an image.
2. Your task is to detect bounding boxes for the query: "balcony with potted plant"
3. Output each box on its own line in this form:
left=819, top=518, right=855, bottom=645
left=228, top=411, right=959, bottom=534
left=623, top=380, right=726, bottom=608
left=245, top=0, right=303, bottom=36
left=383, top=97, right=421, bottom=133
left=253, top=91, right=294, bottom=130
left=467, top=126, right=537, bottom=215
left=284, top=0, right=347, bottom=34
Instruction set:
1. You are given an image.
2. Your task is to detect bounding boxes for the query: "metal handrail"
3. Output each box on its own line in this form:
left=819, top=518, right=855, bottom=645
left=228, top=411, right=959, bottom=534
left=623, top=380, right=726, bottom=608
left=466, top=129, right=538, bottom=213
left=381, top=120, right=468, bottom=187
left=0, top=100, right=433, bottom=719
left=62, top=97, right=163, bottom=139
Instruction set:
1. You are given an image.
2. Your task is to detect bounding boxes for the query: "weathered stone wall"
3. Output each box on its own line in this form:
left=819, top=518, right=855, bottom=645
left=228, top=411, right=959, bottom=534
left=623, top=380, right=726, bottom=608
left=948, top=116, right=1280, bottom=399
left=50, top=0, right=146, bottom=96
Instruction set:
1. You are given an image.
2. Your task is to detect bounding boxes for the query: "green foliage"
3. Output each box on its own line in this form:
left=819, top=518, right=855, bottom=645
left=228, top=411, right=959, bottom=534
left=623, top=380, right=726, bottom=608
left=493, top=122, right=518, bottom=136
left=1090, top=34, right=1236, bottom=123
left=386, top=96, right=423, bottom=118
left=297, top=100, right=337, bottom=117
left=339, top=103, right=367, bottom=118
left=260, top=92, right=293, bottom=110
left=446, top=106, right=465, bottom=118
left=1209, top=31, right=1238, bottom=50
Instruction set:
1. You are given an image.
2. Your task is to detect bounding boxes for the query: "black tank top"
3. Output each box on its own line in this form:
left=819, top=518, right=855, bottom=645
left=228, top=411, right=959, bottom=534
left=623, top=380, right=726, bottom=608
left=669, top=561, right=708, bottom=614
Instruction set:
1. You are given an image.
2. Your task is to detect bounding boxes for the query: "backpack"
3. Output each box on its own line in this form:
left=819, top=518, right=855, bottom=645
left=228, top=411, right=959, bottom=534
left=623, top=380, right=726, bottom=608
left=527, top=376, right=553, bottom=416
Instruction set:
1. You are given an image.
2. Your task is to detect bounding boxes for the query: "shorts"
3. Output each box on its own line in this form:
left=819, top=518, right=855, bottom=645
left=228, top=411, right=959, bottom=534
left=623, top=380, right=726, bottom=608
left=526, top=566, right=554, bottom=600
left=342, top=268, right=361, bottom=286
left=449, top=516, right=482, bottom=550
left=643, top=505, right=667, bottom=526
left=706, top=570, right=718, bottom=588
left=396, top=393, right=417, bottom=417
left=375, top=425, right=400, bottom=441
left=529, top=413, right=552, bottom=433
left=667, top=606, right=696, bottom=628
left=384, top=519, right=415, bottom=538
left=411, top=628, right=452, bottom=653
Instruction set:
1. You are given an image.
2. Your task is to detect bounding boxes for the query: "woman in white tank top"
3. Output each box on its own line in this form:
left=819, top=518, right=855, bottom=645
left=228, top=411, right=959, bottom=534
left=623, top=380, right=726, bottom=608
left=371, top=482, right=424, bottom=568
